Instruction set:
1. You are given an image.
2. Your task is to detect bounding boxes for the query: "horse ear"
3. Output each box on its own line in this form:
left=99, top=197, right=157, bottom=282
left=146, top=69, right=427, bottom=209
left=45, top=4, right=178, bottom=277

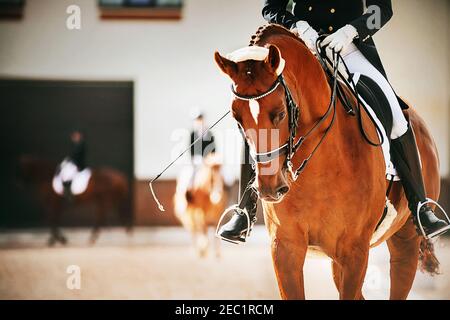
left=264, top=45, right=281, bottom=74
left=214, top=51, right=238, bottom=79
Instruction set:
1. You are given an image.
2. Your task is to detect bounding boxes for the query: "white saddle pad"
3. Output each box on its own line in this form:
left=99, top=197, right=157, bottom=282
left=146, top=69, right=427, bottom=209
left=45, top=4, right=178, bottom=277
left=52, top=160, right=92, bottom=196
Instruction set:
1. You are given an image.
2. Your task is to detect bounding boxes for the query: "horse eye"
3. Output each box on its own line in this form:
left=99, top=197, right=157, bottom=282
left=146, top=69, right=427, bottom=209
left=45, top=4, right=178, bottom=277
left=271, top=110, right=286, bottom=125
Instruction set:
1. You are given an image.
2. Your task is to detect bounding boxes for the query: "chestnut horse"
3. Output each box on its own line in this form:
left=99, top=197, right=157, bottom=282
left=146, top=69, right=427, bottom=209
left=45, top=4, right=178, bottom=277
left=17, top=155, right=132, bottom=245
left=174, top=154, right=227, bottom=257
left=214, top=25, right=441, bottom=299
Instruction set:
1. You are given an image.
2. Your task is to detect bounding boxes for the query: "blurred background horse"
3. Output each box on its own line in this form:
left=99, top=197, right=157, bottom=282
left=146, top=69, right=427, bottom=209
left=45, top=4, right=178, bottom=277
left=174, top=154, right=227, bottom=257
left=16, top=155, right=132, bottom=245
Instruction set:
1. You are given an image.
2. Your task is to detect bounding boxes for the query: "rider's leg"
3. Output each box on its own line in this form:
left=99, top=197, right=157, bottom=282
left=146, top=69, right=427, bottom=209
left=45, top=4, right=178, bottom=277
left=390, top=127, right=449, bottom=237
left=343, top=49, right=449, bottom=238
left=218, top=139, right=259, bottom=242
left=342, top=48, right=408, bottom=139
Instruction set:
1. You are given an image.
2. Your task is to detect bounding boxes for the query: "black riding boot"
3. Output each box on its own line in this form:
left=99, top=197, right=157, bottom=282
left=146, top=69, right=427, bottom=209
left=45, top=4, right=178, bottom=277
left=391, top=125, right=449, bottom=238
left=63, top=181, right=74, bottom=203
left=218, top=141, right=258, bottom=243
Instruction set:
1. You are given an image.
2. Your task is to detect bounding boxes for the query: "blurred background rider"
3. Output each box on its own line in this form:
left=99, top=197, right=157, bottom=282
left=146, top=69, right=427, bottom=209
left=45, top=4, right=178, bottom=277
left=69, top=130, right=86, bottom=171
left=55, top=130, right=88, bottom=199
left=186, top=110, right=216, bottom=190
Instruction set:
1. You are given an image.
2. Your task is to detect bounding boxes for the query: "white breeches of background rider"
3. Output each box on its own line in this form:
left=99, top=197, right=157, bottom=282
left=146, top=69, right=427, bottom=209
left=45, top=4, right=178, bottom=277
left=342, top=44, right=408, bottom=139
left=175, top=155, right=202, bottom=194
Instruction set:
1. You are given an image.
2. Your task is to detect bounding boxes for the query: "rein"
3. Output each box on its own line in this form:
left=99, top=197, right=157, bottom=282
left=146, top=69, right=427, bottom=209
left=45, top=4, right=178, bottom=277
left=231, top=48, right=341, bottom=181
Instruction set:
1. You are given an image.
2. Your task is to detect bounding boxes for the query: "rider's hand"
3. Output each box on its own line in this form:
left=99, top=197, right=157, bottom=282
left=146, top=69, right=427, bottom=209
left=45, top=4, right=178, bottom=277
left=321, top=24, right=358, bottom=53
left=293, top=20, right=319, bottom=53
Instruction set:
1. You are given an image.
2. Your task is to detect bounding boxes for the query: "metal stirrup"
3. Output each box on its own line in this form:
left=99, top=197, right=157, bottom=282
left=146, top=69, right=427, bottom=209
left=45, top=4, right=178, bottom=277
left=215, top=204, right=252, bottom=245
left=416, top=198, right=450, bottom=239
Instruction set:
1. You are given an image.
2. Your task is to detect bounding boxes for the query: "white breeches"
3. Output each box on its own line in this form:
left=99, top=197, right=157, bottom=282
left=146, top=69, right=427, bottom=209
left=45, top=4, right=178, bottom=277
left=176, top=156, right=203, bottom=193
left=342, top=45, right=408, bottom=139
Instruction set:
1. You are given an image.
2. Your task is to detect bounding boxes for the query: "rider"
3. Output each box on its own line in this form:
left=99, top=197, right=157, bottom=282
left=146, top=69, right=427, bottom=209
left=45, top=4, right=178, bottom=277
left=57, top=130, right=87, bottom=198
left=186, top=110, right=216, bottom=194
left=218, top=0, right=449, bottom=241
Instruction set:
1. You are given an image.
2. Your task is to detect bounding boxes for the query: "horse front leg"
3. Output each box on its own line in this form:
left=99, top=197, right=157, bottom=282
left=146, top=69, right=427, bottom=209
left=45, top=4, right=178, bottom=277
left=338, top=241, right=370, bottom=300
left=332, top=260, right=365, bottom=300
left=271, top=236, right=307, bottom=300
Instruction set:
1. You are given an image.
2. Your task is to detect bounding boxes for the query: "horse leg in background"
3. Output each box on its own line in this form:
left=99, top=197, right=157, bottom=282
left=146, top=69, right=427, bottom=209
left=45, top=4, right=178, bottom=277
left=213, top=227, right=221, bottom=259
left=185, top=208, right=198, bottom=253
left=199, top=222, right=209, bottom=258
left=118, top=196, right=133, bottom=236
left=47, top=198, right=67, bottom=246
left=271, top=236, right=307, bottom=299
left=386, top=216, right=421, bottom=300
left=90, top=201, right=107, bottom=244
left=186, top=208, right=205, bottom=257
left=195, top=209, right=209, bottom=258
left=338, top=241, right=370, bottom=300
left=332, top=260, right=364, bottom=300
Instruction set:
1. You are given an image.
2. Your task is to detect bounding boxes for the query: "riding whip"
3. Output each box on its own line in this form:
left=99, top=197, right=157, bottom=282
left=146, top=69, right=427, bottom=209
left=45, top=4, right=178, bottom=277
left=149, top=110, right=230, bottom=212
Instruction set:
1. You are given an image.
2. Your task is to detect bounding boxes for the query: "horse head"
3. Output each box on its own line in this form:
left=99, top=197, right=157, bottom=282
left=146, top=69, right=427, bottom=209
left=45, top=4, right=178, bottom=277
left=215, top=45, right=292, bottom=203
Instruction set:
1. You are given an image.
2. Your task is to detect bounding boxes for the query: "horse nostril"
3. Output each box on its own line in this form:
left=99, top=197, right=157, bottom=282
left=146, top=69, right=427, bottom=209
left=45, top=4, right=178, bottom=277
left=276, top=185, right=290, bottom=197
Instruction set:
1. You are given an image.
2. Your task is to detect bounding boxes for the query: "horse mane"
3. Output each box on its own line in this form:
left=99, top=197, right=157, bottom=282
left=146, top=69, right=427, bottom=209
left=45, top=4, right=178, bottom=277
left=249, top=24, right=305, bottom=47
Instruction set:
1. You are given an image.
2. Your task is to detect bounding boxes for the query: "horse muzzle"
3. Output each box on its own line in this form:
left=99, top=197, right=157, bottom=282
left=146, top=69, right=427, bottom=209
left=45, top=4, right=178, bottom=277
left=257, top=182, right=290, bottom=203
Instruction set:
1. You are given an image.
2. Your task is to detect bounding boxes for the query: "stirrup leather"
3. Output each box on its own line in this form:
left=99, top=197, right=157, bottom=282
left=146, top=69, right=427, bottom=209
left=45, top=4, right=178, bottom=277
left=215, top=204, right=253, bottom=245
left=416, top=198, right=450, bottom=239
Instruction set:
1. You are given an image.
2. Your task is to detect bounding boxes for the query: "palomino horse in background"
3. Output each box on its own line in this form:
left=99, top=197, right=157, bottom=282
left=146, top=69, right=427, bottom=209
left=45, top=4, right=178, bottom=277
left=17, top=155, right=132, bottom=245
left=214, top=24, right=441, bottom=299
left=174, top=154, right=227, bottom=257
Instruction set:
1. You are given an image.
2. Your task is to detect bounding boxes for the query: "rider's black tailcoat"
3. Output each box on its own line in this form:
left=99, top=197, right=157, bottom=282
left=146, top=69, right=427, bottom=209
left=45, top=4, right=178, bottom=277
left=70, top=140, right=86, bottom=170
left=190, top=130, right=216, bottom=159
left=262, top=0, right=392, bottom=79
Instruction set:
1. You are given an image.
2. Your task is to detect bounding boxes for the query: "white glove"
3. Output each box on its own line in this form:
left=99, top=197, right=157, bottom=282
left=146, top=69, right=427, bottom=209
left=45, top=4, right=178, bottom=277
left=321, top=24, right=358, bottom=53
left=293, top=20, right=319, bottom=53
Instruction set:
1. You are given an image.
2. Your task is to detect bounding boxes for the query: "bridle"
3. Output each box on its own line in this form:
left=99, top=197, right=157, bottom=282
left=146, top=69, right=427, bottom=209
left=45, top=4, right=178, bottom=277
left=231, top=48, right=341, bottom=181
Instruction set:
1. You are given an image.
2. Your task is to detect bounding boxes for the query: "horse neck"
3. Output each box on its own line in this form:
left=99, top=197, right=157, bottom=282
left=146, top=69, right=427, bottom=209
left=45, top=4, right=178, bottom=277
left=283, top=45, right=331, bottom=126
left=259, top=35, right=331, bottom=123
